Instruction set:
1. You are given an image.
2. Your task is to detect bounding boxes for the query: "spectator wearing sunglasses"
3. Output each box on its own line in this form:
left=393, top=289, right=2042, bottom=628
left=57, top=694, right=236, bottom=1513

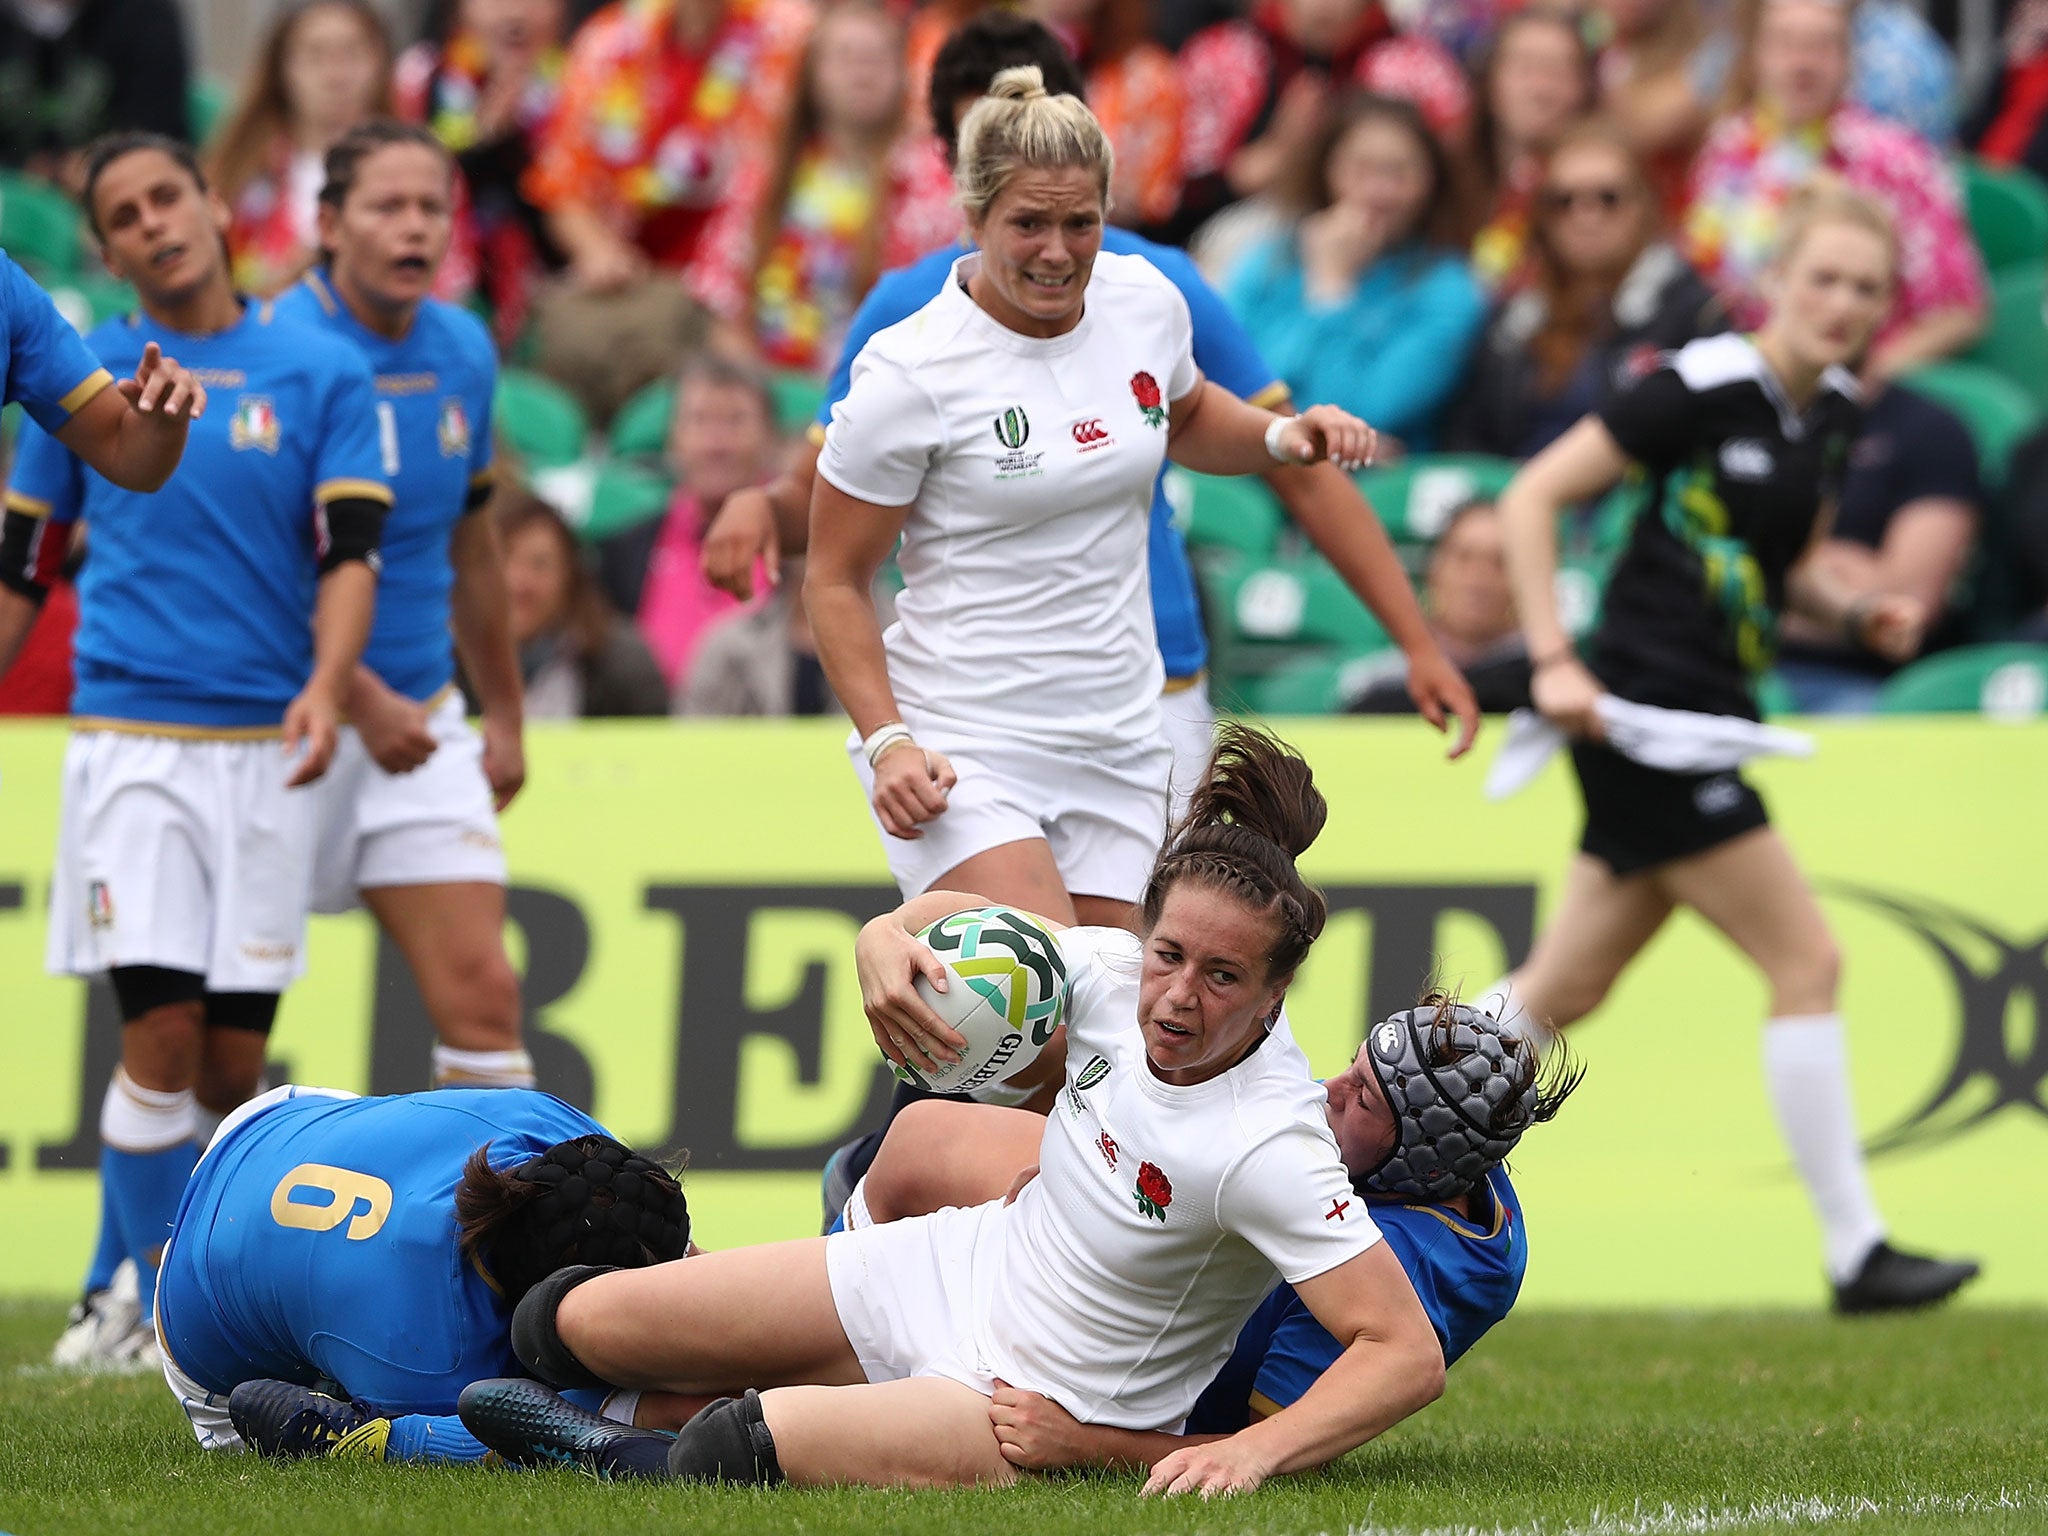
left=1449, top=119, right=1725, bottom=461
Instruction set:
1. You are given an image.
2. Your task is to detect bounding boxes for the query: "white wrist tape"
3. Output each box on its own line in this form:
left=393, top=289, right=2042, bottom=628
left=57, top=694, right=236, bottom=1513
left=862, top=722, right=916, bottom=766
left=1264, top=415, right=1299, bottom=464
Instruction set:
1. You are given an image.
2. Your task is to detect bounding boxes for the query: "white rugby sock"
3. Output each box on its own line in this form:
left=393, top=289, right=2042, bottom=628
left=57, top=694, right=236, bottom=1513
left=599, top=1389, right=642, bottom=1426
left=431, top=1046, right=536, bottom=1089
left=102, top=1069, right=197, bottom=1152
left=842, top=1176, right=876, bottom=1231
left=1762, top=1014, right=1887, bottom=1282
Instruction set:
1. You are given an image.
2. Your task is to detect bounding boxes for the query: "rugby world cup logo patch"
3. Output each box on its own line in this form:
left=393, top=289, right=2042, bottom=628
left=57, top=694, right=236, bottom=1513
left=229, top=395, right=281, bottom=455
left=991, top=406, right=1030, bottom=450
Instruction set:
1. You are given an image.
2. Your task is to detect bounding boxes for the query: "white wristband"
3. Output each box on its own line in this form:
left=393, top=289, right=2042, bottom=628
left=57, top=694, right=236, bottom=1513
left=1263, top=414, right=1299, bottom=464
left=862, top=722, right=916, bottom=766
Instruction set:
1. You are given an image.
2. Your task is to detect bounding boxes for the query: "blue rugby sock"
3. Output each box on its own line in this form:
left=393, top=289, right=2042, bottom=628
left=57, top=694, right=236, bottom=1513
left=100, top=1069, right=200, bottom=1323
left=101, top=1143, right=199, bottom=1320
left=81, top=1198, right=125, bottom=1295
left=386, top=1413, right=491, bottom=1464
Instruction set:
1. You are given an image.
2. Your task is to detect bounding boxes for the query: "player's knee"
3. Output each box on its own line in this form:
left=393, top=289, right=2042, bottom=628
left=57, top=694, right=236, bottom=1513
left=666, top=1391, right=784, bottom=1485
left=865, top=1103, right=955, bottom=1222
left=509, top=1265, right=619, bottom=1390
left=430, top=945, right=523, bottom=1048
left=118, top=1000, right=207, bottom=1091
left=1771, top=934, right=1841, bottom=1014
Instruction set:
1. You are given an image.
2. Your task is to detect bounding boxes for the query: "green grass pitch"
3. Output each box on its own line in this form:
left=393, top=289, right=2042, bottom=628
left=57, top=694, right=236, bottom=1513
left=3, top=1302, right=2044, bottom=1536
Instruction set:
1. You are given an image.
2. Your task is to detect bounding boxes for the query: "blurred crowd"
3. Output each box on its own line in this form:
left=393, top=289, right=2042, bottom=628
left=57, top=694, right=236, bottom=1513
left=1, top=0, right=2045, bottom=721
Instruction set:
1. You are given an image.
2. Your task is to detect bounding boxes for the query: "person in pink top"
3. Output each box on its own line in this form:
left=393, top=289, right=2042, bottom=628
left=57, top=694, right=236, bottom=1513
left=594, top=356, right=779, bottom=689
left=1682, top=0, right=1985, bottom=380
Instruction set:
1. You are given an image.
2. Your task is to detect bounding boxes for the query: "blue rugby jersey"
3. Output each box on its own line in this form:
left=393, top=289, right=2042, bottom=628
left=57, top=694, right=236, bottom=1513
left=1185, top=1165, right=1527, bottom=1432
left=0, top=249, right=114, bottom=430
left=158, top=1088, right=606, bottom=1412
left=5, top=301, right=389, bottom=729
left=274, top=272, right=497, bottom=702
left=819, top=233, right=1285, bottom=683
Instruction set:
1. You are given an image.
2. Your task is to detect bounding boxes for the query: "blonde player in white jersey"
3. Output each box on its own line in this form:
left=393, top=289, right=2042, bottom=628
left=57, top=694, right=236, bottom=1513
left=804, top=69, right=1374, bottom=952
left=458, top=725, right=1445, bottom=1496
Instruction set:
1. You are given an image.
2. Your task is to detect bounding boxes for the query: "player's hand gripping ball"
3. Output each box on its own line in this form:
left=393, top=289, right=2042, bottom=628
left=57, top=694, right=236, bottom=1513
left=891, top=907, right=1068, bottom=1095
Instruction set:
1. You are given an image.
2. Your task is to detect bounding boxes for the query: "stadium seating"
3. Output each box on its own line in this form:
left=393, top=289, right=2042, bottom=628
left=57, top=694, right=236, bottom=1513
left=188, top=78, right=229, bottom=147
left=1961, top=158, right=2048, bottom=276
left=582, top=461, right=673, bottom=541
left=1876, top=643, right=2048, bottom=716
left=1355, top=454, right=1519, bottom=544
left=494, top=367, right=589, bottom=469
left=769, top=369, right=827, bottom=435
left=1964, top=267, right=2048, bottom=415
left=608, top=377, right=673, bottom=461
left=1237, top=647, right=1391, bottom=714
left=0, top=175, right=83, bottom=276
left=1897, top=362, right=2041, bottom=483
left=1167, top=468, right=1284, bottom=563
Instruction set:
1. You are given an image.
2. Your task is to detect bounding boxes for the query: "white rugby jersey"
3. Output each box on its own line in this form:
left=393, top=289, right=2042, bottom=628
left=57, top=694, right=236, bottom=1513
left=817, top=251, right=1199, bottom=750
left=985, top=927, right=1381, bottom=1429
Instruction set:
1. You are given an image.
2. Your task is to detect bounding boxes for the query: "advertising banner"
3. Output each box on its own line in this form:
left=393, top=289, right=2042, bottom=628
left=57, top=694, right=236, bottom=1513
left=2, top=718, right=2041, bottom=1305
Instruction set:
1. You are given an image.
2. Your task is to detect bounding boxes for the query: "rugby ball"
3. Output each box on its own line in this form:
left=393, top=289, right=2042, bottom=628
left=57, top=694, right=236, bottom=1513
left=890, top=906, right=1069, bottom=1095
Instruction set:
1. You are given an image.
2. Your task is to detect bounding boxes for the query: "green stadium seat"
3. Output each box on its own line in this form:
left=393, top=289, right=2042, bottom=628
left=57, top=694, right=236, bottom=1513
left=188, top=77, right=230, bottom=146
left=1754, top=670, right=1798, bottom=717
left=768, top=368, right=826, bottom=436
left=1239, top=647, right=1392, bottom=715
left=1964, top=266, right=2048, bottom=415
left=582, top=461, right=673, bottom=542
left=1167, top=469, right=1284, bottom=562
left=1875, top=643, right=2048, bottom=716
left=494, top=367, right=589, bottom=469
left=609, top=377, right=674, bottom=461
left=1897, top=362, right=2042, bottom=483
left=0, top=174, right=84, bottom=275
left=1355, top=454, right=1519, bottom=544
left=1961, top=158, right=2048, bottom=276
left=45, top=276, right=134, bottom=333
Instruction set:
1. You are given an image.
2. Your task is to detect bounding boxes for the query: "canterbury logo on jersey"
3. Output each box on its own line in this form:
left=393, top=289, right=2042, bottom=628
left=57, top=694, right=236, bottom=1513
left=1071, top=418, right=1113, bottom=452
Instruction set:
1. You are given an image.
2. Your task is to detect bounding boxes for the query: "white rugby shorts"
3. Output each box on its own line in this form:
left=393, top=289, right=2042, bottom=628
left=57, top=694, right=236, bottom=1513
left=847, top=706, right=1170, bottom=901
left=46, top=731, right=320, bottom=992
left=825, top=1197, right=1010, bottom=1398
left=312, top=691, right=506, bottom=913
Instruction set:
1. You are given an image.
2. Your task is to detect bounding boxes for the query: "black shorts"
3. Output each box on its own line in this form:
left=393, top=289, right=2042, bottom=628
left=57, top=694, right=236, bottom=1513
left=1568, top=741, right=1770, bottom=877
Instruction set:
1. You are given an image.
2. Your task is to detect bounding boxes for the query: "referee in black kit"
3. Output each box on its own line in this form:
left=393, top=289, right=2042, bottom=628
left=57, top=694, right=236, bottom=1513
left=1488, top=184, right=1978, bottom=1315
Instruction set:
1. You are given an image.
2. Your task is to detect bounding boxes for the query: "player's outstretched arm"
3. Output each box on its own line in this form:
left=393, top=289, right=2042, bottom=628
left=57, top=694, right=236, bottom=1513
left=449, top=511, right=526, bottom=810
left=701, top=436, right=822, bottom=601
left=1144, top=1243, right=1443, bottom=1498
left=286, top=558, right=378, bottom=788
left=1261, top=453, right=1480, bottom=757
left=1498, top=416, right=1632, bottom=742
left=1166, top=382, right=1375, bottom=476
left=991, top=1380, right=1228, bottom=1475
left=55, top=342, right=205, bottom=493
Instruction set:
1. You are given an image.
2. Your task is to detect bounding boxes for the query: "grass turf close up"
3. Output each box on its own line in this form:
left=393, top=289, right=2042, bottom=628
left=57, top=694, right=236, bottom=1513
left=2, top=1302, right=2043, bottom=1536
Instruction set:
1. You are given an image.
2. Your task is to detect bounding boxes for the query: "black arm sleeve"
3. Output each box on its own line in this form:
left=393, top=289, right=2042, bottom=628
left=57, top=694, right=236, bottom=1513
left=316, top=497, right=388, bottom=576
left=0, top=508, right=55, bottom=604
left=463, top=473, right=494, bottom=516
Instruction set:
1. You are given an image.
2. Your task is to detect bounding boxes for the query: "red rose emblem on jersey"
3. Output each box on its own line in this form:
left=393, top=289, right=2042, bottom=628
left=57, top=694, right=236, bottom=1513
left=1130, top=371, right=1166, bottom=429
left=1134, top=1161, right=1172, bottom=1222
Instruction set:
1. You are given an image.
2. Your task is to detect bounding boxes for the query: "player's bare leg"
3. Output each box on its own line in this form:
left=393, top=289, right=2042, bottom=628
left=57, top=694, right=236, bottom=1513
left=1503, top=854, right=1674, bottom=1034
left=363, top=882, right=528, bottom=1085
left=552, top=1238, right=863, bottom=1392
left=195, top=1026, right=267, bottom=1127
left=861, top=1101, right=1043, bottom=1223
left=1653, top=828, right=1975, bottom=1307
left=758, top=1378, right=1017, bottom=1487
left=930, top=840, right=1078, bottom=926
